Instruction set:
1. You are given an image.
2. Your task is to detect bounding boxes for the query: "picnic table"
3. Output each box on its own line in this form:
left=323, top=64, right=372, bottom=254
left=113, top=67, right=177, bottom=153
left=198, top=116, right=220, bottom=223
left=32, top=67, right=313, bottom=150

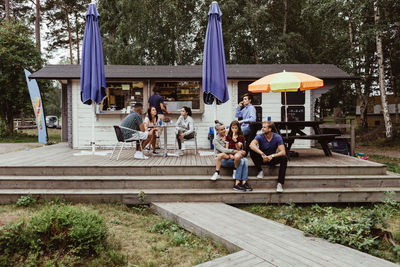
left=272, top=121, right=340, bottom=157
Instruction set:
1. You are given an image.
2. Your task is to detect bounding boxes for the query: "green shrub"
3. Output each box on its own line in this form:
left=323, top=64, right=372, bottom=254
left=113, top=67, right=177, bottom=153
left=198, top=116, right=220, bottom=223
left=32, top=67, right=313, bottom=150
left=16, top=195, right=36, bottom=207
left=0, top=204, right=126, bottom=266
left=27, top=204, right=108, bottom=256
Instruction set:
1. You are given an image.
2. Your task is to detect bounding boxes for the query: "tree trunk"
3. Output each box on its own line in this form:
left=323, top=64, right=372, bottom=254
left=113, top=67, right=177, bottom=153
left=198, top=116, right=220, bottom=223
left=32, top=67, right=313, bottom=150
left=75, top=12, right=80, bottom=65
left=283, top=0, right=288, bottom=35
left=389, top=49, right=399, bottom=124
left=348, top=10, right=368, bottom=128
left=5, top=0, right=10, bottom=20
left=374, top=1, right=392, bottom=138
left=35, top=0, right=41, bottom=52
left=5, top=112, right=14, bottom=134
left=66, top=12, right=73, bottom=64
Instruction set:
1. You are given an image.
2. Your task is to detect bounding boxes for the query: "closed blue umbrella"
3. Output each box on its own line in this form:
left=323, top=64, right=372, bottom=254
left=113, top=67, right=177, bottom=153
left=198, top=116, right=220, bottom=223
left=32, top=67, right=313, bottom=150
left=202, top=1, right=229, bottom=105
left=81, top=3, right=106, bottom=105
left=80, top=3, right=106, bottom=154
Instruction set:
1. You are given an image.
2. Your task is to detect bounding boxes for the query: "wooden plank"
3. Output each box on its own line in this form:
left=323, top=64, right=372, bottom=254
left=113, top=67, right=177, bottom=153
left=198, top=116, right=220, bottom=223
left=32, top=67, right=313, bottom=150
left=153, top=203, right=398, bottom=267
left=195, top=250, right=268, bottom=267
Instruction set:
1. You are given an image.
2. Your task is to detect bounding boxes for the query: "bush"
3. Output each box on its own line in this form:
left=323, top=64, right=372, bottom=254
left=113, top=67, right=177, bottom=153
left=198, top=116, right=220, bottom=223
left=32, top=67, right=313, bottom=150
left=16, top=195, right=36, bottom=207
left=0, top=204, right=125, bottom=266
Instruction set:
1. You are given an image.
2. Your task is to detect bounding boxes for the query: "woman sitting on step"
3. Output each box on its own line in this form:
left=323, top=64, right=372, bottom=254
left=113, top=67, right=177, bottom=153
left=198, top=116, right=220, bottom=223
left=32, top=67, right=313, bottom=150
left=210, top=120, right=251, bottom=192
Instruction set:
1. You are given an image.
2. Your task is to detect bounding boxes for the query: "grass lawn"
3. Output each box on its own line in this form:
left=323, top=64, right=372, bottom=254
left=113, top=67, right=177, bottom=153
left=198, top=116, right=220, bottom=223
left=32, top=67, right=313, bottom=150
left=0, top=128, right=61, bottom=144
left=0, top=201, right=228, bottom=266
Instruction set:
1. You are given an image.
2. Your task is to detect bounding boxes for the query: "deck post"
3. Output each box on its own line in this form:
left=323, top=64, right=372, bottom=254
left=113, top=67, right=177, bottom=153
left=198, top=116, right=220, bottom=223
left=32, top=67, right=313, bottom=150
left=350, top=119, right=355, bottom=156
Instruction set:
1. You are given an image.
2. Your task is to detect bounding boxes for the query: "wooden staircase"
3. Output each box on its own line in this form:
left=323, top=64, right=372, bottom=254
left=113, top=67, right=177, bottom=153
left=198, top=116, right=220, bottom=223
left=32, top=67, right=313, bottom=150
left=0, top=144, right=399, bottom=204
left=0, top=166, right=399, bottom=204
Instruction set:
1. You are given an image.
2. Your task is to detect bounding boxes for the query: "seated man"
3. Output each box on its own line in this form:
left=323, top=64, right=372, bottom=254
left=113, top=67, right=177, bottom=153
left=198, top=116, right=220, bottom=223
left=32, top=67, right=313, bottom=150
left=235, top=93, right=256, bottom=155
left=120, top=103, right=156, bottom=159
left=249, top=121, right=287, bottom=192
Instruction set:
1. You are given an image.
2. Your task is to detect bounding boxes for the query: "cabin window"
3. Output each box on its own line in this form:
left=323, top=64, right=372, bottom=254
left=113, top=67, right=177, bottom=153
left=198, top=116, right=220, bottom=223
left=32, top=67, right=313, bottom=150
left=154, top=81, right=201, bottom=111
left=99, top=81, right=144, bottom=113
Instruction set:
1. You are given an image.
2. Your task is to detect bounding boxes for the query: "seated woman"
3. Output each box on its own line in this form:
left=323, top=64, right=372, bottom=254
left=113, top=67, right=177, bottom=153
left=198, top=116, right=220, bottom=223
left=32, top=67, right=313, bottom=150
left=143, top=106, right=160, bottom=155
left=210, top=120, right=252, bottom=191
left=175, top=106, right=194, bottom=155
left=225, top=120, right=246, bottom=178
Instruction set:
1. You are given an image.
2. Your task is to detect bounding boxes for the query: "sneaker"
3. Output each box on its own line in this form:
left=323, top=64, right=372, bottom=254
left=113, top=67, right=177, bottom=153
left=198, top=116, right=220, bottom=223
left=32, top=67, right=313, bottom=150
left=232, top=170, right=236, bottom=179
left=134, top=151, right=148, bottom=160
left=152, top=151, right=159, bottom=155
left=210, top=172, right=220, bottom=181
left=233, top=184, right=246, bottom=191
left=181, top=143, right=186, bottom=150
left=176, top=149, right=184, bottom=156
left=242, top=182, right=253, bottom=191
left=257, top=170, right=264, bottom=179
left=276, top=183, right=283, bottom=193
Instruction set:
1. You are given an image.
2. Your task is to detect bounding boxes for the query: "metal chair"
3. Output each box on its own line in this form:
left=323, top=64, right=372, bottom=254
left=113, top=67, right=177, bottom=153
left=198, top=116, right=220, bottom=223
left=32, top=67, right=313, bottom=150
left=174, top=127, right=198, bottom=155
left=110, top=125, right=144, bottom=160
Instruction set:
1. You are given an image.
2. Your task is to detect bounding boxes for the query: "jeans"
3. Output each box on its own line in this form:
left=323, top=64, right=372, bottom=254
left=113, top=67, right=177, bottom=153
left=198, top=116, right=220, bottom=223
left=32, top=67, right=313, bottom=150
left=221, top=158, right=248, bottom=181
left=250, top=150, right=287, bottom=184
left=242, top=125, right=251, bottom=136
left=176, top=130, right=195, bottom=149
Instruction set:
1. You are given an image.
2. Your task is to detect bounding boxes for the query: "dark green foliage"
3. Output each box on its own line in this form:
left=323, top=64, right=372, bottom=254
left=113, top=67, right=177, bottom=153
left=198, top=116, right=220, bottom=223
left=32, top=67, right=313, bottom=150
left=149, top=220, right=197, bottom=248
left=0, top=20, right=43, bottom=134
left=16, top=195, right=36, bottom=207
left=0, top=204, right=126, bottom=266
left=243, top=193, right=400, bottom=263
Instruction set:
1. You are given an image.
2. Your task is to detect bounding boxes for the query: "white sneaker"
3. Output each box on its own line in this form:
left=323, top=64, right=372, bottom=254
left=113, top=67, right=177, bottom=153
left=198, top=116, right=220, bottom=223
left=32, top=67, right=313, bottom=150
left=232, top=170, right=236, bottom=179
left=176, top=149, right=184, bottom=156
left=210, top=172, right=220, bottom=181
left=134, top=151, right=148, bottom=160
left=257, top=170, right=264, bottom=179
left=276, top=183, right=283, bottom=193
left=181, top=143, right=186, bottom=150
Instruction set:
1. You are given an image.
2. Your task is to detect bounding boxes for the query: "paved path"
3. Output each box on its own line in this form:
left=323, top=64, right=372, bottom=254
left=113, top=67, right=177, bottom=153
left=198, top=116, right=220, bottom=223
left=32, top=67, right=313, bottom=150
left=152, top=202, right=398, bottom=267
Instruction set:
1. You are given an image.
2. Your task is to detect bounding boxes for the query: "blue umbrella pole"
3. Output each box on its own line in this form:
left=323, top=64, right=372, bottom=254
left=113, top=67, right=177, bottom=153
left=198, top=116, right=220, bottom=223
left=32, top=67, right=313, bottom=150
left=92, top=105, right=96, bottom=153
left=214, top=101, right=217, bottom=156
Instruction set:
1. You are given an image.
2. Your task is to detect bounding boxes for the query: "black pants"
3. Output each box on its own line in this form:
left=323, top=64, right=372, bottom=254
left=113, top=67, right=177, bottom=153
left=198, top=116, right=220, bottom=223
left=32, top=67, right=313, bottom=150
left=250, top=150, right=288, bottom=184
left=176, top=131, right=195, bottom=149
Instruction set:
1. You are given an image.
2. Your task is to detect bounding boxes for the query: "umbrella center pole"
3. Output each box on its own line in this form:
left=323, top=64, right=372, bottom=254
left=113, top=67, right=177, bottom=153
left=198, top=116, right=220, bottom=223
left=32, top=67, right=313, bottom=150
left=284, top=92, right=288, bottom=138
left=92, top=105, right=96, bottom=153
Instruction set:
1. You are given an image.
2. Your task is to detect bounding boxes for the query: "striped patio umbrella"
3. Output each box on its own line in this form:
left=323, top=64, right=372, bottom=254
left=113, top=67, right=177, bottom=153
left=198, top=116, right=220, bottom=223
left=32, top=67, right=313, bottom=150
left=249, top=70, right=324, bottom=122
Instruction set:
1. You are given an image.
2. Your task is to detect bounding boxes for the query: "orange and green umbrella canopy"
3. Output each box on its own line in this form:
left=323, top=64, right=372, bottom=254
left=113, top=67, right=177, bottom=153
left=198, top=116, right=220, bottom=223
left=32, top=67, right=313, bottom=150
left=248, top=71, right=324, bottom=93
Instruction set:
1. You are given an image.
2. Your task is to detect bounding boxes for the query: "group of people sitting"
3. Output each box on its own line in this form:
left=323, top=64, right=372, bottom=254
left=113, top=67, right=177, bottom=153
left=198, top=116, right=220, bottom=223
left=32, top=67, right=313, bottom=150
left=120, top=103, right=195, bottom=160
left=120, top=90, right=288, bottom=192
left=211, top=119, right=287, bottom=192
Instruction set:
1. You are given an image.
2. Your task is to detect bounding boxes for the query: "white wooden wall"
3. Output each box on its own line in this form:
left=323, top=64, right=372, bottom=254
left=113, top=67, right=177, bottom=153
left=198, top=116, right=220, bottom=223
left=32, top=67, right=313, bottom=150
left=71, top=79, right=312, bottom=149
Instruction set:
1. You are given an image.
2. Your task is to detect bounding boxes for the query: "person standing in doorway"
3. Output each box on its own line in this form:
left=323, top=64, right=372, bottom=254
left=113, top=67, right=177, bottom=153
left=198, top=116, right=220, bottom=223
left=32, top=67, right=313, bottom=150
left=148, top=86, right=169, bottom=121
left=235, top=93, right=256, bottom=154
left=249, top=121, right=287, bottom=192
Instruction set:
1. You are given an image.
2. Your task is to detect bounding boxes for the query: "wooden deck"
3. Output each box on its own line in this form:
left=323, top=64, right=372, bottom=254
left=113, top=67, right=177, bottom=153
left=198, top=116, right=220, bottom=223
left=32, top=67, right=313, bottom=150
left=0, top=143, right=399, bottom=204
left=0, top=143, right=384, bottom=168
left=153, top=202, right=398, bottom=267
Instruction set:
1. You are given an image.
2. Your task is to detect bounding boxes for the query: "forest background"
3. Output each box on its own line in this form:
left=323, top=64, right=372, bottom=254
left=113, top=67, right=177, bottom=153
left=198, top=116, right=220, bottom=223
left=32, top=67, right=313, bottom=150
left=1, top=0, right=399, bottom=138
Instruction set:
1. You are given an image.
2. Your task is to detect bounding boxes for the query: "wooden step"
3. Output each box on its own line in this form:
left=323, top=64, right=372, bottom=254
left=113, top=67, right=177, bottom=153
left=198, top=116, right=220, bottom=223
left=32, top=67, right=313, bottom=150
left=0, top=163, right=386, bottom=176
left=195, top=250, right=271, bottom=267
left=0, top=187, right=399, bottom=204
left=1, top=174, right=399, bottom=190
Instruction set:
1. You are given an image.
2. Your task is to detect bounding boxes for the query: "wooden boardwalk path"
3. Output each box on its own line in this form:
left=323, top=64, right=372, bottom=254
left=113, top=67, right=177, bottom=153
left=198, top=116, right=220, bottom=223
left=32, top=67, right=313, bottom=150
left=152, top=202, right=398, bottom=267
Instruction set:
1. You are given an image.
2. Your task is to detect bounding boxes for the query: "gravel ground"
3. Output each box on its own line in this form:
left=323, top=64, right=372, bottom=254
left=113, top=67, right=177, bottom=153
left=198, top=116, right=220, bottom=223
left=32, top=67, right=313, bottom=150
left=0, top=143, right=42, bottom=154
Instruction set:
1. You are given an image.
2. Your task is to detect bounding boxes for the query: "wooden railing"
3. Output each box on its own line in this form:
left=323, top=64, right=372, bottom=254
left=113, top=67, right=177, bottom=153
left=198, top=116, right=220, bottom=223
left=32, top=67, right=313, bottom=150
left=320, top=119, right=355, bottom=156
left=14, top=118, right=36, bottom=129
